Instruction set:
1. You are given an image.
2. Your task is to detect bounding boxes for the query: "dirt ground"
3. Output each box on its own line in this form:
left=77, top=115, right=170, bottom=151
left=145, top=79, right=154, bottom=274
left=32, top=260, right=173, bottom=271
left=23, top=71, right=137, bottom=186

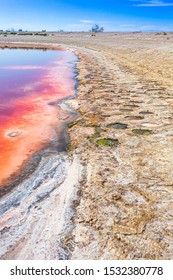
left=0, top=32, right=173, bottom=259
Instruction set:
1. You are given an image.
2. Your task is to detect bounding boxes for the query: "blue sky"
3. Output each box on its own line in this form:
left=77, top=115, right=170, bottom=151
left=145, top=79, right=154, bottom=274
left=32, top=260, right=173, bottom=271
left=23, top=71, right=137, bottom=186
left=0, top=0, right=173, bottom=32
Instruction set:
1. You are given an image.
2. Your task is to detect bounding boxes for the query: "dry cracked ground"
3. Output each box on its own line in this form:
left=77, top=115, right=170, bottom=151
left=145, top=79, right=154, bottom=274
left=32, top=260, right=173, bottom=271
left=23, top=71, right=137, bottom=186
left=0, top=32, right=173, bottom=259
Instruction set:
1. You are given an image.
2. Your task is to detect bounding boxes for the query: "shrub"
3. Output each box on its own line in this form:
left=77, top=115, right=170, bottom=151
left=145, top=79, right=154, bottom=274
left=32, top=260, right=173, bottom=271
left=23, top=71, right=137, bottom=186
left=89, top=24, right=104, bottom=32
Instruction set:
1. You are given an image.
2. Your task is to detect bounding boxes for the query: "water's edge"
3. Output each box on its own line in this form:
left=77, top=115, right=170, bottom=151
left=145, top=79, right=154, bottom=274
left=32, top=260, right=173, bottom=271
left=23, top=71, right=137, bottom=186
left=0, top=45, right=81, bottom=259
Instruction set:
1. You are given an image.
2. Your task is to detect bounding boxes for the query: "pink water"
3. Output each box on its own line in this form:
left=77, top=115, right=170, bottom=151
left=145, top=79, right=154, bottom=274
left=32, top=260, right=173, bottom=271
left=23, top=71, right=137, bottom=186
left=0, top=48, right=77, bottom=186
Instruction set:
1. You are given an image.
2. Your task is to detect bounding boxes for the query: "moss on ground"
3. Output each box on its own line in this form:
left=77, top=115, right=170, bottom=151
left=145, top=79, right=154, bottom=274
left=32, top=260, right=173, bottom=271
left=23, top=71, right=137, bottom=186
left=96, top=138, right=120, bottom=146
left=132, top=129, right=153, bottom=135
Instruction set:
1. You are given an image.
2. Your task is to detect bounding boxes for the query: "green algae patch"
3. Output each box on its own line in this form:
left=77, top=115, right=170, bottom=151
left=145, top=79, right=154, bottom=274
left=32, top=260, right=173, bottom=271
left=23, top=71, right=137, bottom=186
left=132, top=129, right=153, bottom=135
left=97, top=138, right=120, bottom=146
left=107, top=123, right=128, bottom=130
left=88, top=126, right=106, bottom=143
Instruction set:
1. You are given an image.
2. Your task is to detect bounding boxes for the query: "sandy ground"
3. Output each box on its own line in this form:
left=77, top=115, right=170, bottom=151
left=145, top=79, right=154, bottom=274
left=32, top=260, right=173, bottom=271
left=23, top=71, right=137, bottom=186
left=0, top=32, right=173, bottom=259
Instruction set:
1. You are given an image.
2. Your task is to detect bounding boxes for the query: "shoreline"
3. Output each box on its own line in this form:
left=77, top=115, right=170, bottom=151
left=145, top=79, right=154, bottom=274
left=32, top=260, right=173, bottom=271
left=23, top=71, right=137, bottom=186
left=0, top=42, right=64, bottom=50
left=0, top=44, right=81, bottom=259
left=0, top=33, right=173, bottom=259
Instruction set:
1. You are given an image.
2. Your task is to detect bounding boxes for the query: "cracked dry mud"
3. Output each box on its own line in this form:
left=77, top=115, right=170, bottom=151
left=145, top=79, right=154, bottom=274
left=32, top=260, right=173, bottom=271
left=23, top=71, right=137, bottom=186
left=0, top=33, right=173, bottom=259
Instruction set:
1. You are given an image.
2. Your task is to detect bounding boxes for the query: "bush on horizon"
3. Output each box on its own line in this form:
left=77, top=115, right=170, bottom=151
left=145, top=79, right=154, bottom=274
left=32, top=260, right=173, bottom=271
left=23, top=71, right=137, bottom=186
left=89, top=24, right=104, bottom=33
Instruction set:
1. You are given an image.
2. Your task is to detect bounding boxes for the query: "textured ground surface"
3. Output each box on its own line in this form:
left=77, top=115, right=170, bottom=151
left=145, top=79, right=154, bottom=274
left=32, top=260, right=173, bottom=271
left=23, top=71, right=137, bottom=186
left=0, top=32, right=173, bottom=259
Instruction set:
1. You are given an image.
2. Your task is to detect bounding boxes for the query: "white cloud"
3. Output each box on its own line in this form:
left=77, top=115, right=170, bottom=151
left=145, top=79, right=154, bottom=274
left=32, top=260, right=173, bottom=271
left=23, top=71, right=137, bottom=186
left=79, top=20, right=94, bottom=24
left=133, top=0, right=173, bottom=6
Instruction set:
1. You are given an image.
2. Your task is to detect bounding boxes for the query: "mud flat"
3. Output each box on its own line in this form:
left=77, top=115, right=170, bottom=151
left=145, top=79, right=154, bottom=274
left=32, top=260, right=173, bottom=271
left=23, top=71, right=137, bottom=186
left=0, top=32, right=173, bottom=259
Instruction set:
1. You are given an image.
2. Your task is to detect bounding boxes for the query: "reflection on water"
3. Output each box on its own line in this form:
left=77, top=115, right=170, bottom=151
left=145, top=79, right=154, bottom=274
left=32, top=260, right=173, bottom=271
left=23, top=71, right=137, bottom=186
left=0, top=48, right=77, bottom=186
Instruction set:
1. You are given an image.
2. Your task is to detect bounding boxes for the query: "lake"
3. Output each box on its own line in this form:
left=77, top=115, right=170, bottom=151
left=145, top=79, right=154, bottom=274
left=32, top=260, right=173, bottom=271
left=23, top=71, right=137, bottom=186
left=0, top=48, right=77, bottom=188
